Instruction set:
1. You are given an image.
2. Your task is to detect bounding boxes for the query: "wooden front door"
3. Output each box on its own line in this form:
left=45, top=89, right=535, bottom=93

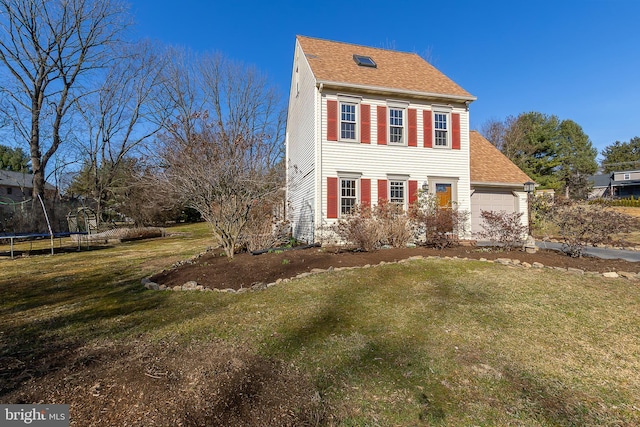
left=436, top=183, right=452, bottom=208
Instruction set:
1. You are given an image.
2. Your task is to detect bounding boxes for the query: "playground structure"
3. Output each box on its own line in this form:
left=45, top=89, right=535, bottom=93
left=0, top=196, right=93, bottom=258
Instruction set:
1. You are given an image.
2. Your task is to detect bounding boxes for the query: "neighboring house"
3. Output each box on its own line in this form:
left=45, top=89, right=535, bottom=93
left=285, top=36, right=531, bottom=243
left=469, top=131, right=532, bottom=233
left=0, top=170, right=56, bottom=205
left=588, top=170, right=640, bottom=199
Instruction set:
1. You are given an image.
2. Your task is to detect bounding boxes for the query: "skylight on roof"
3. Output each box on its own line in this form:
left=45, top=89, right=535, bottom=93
left=353, top=54, right=376, bottom=68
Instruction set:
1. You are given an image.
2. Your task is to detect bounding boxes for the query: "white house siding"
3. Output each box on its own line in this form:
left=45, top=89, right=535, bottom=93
left=318, top=91, right=472, bottom=238
left=286, top=42, right=319, bottom=243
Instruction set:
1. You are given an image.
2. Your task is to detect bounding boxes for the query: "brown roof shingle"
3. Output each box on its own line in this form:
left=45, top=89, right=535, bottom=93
left=470, top=131, right=533, bottom=186
left=297, top=36, right=474, bottom=100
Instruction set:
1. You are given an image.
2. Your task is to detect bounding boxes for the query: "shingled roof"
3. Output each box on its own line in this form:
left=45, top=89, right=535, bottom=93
left=469, top=131, right=532, bottom=186
left=297, top=36, right=475, bottom=100
left=0, top=170, right=56, bottom=191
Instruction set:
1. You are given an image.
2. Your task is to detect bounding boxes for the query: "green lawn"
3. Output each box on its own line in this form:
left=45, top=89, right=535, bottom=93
left=1, top=223, right=639, bottom=426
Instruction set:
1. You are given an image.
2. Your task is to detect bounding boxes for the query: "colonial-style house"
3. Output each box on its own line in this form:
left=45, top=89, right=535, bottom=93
left=285, top=36, right=530, bottom=243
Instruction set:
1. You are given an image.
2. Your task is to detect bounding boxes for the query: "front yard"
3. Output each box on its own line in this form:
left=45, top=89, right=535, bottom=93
left=1, top=223, right=639, bottom=426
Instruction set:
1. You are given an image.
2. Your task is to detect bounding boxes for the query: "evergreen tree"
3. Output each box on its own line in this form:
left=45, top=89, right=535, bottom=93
left=556, top=120, right=598, bottom=198
left=482, top=112, right=598, bottom=198
left=0, top=145, right=30, bottom=172
left=600, top=137, right=640, bottom=173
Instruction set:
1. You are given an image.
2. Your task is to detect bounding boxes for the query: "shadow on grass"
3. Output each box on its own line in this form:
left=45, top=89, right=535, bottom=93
left=0, top=244, right=113, bottom=259
left=257, top=261, right=622, bottom=425
left=502, top=366, right=606, bottom=426
left=0, top=274, right=230, bottom=398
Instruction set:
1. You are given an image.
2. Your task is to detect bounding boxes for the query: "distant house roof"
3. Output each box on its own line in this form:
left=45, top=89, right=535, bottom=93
left=589, top=173, right=612, bottom=188
left=297, top=35, right=475, bottom=101
left=469, top=131, right=532, bottom=187
left=0, top=170, right=56, bottom=191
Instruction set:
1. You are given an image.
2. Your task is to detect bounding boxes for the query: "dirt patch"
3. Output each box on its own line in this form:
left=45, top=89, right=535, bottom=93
left=4, top=340, right=326, bottom=427
left=151, top=245, right=640, bottom=291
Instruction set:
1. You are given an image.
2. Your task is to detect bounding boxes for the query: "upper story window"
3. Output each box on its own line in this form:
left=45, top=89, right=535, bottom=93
left=340, top=102, right=357, bottom=141
left=434, top=112, right=449, bottom=147
left=340, top=178, right=357, bottom=215
left=6, top=187, right=12, bottom=195
left=389, top=180, right=406, bottom=206
left=389, top=108, right=404, bottom=145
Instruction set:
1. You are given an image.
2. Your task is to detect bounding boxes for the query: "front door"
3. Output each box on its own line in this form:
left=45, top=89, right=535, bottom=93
left=436, top=183, right=452, bottom=208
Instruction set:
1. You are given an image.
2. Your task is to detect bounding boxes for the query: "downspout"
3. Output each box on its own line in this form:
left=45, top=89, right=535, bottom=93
left=316, top=83, right=324, bottom=243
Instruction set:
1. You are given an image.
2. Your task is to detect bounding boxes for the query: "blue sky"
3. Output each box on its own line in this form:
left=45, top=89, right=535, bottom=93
left=129, top=0, right=640, bottom=156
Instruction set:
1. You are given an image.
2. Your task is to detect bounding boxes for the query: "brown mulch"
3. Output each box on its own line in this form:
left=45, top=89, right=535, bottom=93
left=151, top=245, right=640, bottom=291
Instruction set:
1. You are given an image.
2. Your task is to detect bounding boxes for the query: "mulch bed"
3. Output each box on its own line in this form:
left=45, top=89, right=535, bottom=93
left=150, top=245, right=640, bottom=291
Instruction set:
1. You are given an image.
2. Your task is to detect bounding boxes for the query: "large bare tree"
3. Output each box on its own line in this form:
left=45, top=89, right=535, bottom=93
left=70, top=40, right=168, bottom=222
left=158, top=51, right=285, bottom=258
left=0, top=0, right=129, bottom=199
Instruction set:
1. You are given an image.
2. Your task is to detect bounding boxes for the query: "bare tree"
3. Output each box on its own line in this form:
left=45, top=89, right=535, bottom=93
left=0, top=0, right=129, bottom=199
left=157, top=51, right=285, bottom=258
left=70, top=40, right=168, bottom=223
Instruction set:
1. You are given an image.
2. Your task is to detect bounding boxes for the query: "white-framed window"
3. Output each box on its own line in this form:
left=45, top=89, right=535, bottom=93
left=340, top=177, right=357, bottom=215
left=434, top=112, right=449, bottom=147
left=389, top=107, right=404, bottom=145
left=340, top=102, right=357, bottom=141
left=389, top=180, right=406, bottom=206
left=624, top=173, right=631, bottom=180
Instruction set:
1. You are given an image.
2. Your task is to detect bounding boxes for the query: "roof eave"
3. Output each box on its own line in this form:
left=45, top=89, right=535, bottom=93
left=471, top=181, right=531, bottom=189
left=317, top=80, right=476, bottom=103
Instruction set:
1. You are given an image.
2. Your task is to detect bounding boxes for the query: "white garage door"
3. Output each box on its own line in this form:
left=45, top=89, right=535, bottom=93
left=471, top=189, right=517, bottom=235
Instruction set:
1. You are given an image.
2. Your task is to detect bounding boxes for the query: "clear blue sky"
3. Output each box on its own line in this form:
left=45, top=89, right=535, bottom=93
left=129, top=0, right=640, bottom=156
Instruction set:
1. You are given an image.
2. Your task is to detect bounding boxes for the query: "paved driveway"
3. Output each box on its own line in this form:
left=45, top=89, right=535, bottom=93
left=535, top=241, right=640, bottom=262
left=477, top=240, right=640, bottom=262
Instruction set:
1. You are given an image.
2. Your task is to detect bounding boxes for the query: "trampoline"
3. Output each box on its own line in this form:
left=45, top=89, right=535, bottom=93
left=0, top=231, right=89, bottom=259
left=0, top=195, right=94, bottom=259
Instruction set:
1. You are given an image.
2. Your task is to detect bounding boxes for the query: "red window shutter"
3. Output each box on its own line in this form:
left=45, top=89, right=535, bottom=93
left=360, top=104, right=371, bottom=144
left=377, top=106, right=387, bottom=145
left=360, top=178, right=371, bottom=207
left=327, top=100, right=338, bottom=141
left=423, top=110, right=432, bottom=148
left=408, top=180, right=418, bottom=205
left=408, top=108, right=417, bottom=147
left=377, top=179, right=388, bottom=202
left=452, top=113, right=461, bottom=150
left=327, top=177, right=338, bottom=218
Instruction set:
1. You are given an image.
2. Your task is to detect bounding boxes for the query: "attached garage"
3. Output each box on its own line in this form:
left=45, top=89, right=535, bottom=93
left=470, top=187, right=524, bottom=234
left=469, top=131, right=532, bottom=236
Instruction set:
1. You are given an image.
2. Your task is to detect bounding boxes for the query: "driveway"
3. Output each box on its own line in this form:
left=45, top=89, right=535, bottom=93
left=477, top=240, right=640, bottom=262
left=535, top=241, right=640, bottom=262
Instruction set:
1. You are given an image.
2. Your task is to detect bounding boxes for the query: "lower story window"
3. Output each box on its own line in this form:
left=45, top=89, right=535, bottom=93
left=389, top=180, right=405, bottom=205
left=340, top=178, right=357, bottom=215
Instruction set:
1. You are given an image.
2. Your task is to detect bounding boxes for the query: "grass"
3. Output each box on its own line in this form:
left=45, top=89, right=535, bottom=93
left=2, top=222, right=640, bottom=425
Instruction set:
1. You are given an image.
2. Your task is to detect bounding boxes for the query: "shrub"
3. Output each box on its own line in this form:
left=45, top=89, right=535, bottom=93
left=238, top=198, right=290, bottom=253
left=409, top=194, right=469, bottom=249
left=553, top=198, right=638, bottom=257
left=332, top=201, right=412, bottom=251
left=372, top=200, right=413, bottom=248
left=332, top=205, right=383, bottom=251
left=476, top=210, right=527, bottom=251
left=530, top=193, right=556, bottom=238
